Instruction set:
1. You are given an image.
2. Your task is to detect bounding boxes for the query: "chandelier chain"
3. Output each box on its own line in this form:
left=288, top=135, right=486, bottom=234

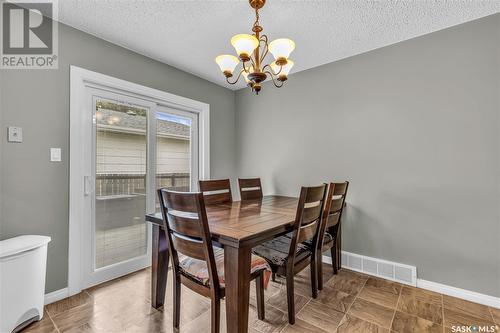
left=254, top=7, right=260, bottom=29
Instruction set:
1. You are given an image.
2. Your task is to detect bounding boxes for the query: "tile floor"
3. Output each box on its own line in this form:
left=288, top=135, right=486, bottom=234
left=22, top=264, right=500, bottom=333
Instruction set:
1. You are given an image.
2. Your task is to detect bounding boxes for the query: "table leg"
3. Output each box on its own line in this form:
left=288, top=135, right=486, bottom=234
left=224, top=245, right=251, bottom=333
left=151, top=224, right=169, bottom=309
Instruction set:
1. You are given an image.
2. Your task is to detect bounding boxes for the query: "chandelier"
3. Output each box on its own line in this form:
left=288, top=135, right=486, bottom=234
left=215, top=0, right=295, bottom=95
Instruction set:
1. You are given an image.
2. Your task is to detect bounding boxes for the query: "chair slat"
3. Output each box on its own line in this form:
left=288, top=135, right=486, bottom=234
left=199, top=179, right=233, bottom=204
left=167, top=213, right=202, bottom=239
left=239, top=178, right=263, bottom=201
left=203, top=192, right=232, bottom=205
left=326, top=212, right=340, bottom=227
left=240, top=190, right=262, bottom=200
left=160, top=190, right=199, bottom=213
left=238, top=178, right=261, bottom=188
left=171, top=232, right=206, bottom=261
left=297, top=220, right=318, bottom=243
left=305, top=185, right=327, bottom=203
left=302, top=204, right=323, bottom=224
left=199, top=179, right=231, bottom=192
left=332, top=182, right=348, bottom=196
left=330, top=197, right=344, bottom=213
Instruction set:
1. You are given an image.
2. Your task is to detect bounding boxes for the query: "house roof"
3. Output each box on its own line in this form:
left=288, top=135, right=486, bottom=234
left=97, top=108, right=190, bottom=138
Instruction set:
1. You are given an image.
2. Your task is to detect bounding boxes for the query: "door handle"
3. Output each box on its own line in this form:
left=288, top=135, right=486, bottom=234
left=84, top=175, right=94, bottom=196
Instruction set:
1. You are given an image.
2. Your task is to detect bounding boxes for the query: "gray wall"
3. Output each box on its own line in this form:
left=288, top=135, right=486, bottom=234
left=0, top=22, right=236, bottom=293
left=2, top=13, right=499, bottom=298
left=235, top=14, right=500, bottom=297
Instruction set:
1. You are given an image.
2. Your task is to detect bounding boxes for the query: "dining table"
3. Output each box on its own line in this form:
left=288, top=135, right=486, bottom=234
left=145, top=195, right=343, bottom=333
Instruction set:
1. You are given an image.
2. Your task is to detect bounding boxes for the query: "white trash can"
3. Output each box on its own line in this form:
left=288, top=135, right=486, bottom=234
left=0, top=235, right=51, bottom=333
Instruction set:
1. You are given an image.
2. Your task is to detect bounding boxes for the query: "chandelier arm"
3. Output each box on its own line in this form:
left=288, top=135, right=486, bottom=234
left=249, top=56, right=256, bottom=70
left=259, top=35, right=269, bottom=63
left=265, top=70, right=284, bottom=88
left=262, top=63, right=283, bottom=76
left=242, top=60, right=251, bottom=73
left=261, top=63, right=271, bottom=73
left=226, top=68, right=245, bottom=85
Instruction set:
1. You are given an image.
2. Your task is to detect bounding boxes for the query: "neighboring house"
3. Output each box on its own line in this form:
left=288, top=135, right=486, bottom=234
left=95, top=107, right=191, bottom=195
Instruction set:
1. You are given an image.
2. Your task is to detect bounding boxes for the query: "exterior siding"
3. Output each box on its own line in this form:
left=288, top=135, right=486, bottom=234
left=96, top=131, right=190, bottom=174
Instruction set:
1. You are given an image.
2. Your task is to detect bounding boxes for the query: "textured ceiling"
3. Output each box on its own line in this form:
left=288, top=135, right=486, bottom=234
left=57, top=1, right=500, bottom=89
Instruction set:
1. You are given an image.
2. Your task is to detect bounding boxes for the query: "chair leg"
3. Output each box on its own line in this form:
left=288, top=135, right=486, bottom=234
left=330, top=245, right=338, bottom=275
left=211, top=297, right=220, bottom=333
left=173, top=274, right=181, bottom=330
left=286, top=274, right=295, bottom=324
left=256, top=272, right=265, bottom=320
left=310, top=257, right=318, bottom=299
left=271, top=272, right=276, bottom=282
left=317, top=252, right=324, bottom=291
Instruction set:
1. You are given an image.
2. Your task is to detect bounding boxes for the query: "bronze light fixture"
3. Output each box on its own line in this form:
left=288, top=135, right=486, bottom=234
left=215, top=0, right=295, bottom=95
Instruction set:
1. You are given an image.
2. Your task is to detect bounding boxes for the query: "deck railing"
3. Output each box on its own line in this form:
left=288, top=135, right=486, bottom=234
left=95, top=173, right=190, bottom=196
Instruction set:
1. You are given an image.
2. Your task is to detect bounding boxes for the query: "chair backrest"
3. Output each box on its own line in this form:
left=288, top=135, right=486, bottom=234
left=287, top=184, right=327, bottom=265
left=238, top=178, right=263, bottom=201
left=317, top=182, right=349, bottom=249
left=198, top=179, right=233, bottom=205
left=157, top=189, right=220, bottom=289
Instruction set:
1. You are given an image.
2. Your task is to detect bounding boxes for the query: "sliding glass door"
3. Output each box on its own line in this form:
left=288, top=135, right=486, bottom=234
left=82, top=89, right=199, bottom=288
left=94, top=97, right=149, bottom=270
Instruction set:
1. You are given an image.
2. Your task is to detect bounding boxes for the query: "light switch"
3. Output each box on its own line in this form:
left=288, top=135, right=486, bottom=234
left=50, top=148, right=62, bottom=162
left=7, top=126, right=22, bottom=143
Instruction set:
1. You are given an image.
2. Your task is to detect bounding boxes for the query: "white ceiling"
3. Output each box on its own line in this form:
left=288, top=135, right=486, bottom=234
left=57, top=0, right=500, bottom=90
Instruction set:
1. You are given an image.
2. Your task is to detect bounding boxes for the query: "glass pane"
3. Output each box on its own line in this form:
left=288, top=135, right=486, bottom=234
left=94, top=99, right=147, bottom=269
left=156, top=112, right=192, bottom=211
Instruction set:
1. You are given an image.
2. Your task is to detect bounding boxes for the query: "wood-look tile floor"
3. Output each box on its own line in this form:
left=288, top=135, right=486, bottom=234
left=22, top=265, right=500, bottom=333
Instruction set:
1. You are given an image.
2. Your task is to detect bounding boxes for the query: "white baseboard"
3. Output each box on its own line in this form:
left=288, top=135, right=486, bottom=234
left=322, top=254, right=500, bottom=309
left=44, top=287, right=69, bottom=305
left=417, top=279, right=500, bottom=309
left=322, top=255, right=333, bottom=265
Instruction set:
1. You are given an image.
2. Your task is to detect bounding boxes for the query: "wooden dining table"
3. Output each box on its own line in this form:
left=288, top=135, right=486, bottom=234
left=145, top=195, right=342, bottom=333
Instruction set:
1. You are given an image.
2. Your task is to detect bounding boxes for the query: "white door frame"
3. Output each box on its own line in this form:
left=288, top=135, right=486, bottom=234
left=69, top=66, right=210, bottom=296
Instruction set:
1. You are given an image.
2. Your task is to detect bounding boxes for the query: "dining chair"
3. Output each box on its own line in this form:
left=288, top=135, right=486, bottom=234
left=312, top=181, right=349, bottom=290
left=252, top=184, right=327, bottom=325
left=198, top=179, right=233, bottom=205
left=238, top=178, right=263, bottom=200
left=157, top=189, right=270, bottom=332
